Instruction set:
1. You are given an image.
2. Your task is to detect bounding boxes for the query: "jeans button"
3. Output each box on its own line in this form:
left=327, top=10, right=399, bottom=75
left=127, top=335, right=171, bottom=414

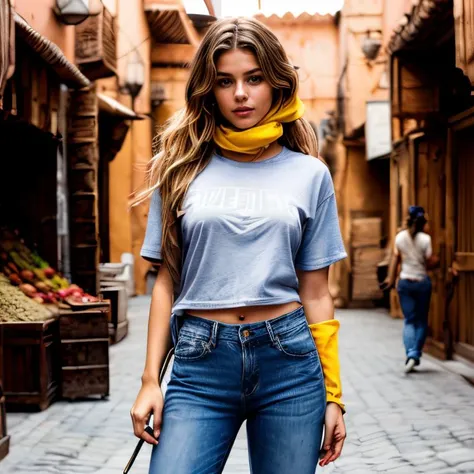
left=242, top=330, right=250, bottom=338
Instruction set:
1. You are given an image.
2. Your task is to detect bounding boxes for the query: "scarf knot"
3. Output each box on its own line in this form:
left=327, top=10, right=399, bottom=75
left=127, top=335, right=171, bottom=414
left=214, top=95, right=305, bottom=155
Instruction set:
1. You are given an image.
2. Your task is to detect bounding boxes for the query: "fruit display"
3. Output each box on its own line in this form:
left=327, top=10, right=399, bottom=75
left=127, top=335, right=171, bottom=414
left=0, top=229, right=100, bottom=308
left=0, top=274, right=52, bottom=322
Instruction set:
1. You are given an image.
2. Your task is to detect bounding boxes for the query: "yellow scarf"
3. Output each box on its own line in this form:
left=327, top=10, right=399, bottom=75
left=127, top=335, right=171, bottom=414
left=214, top=95, right=305, bottom=155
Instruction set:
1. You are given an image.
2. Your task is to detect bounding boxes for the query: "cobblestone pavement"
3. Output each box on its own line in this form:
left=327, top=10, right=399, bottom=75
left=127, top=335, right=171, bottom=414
left=1, top=297, right=474, bottom=474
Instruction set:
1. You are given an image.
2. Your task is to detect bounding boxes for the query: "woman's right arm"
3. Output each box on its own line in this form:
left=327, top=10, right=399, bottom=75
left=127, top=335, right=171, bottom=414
left=130, top=263, right=174, bottom=445
left=382, top=240, right=401, bottom=290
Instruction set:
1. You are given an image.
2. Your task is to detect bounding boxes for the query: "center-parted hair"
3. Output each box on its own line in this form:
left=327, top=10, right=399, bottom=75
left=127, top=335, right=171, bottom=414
left=133, top=17, right=319, bottom=290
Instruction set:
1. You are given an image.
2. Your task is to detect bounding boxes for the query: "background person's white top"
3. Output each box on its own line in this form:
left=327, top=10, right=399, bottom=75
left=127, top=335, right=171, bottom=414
left=395, top=229, right=432, bottom=281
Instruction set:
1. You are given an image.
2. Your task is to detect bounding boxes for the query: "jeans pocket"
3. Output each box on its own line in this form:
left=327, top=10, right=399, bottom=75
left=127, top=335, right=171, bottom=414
left=273, top=323, right=316, bottom=358
left=174, top=329, right=213, bottom=361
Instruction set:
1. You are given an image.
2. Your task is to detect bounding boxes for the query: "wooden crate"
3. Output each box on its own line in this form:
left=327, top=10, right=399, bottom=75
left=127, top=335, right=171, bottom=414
left=0, top=384, right=9, bottom=461
left=351, top=217, right=382, bottom=248
left=59, top=308, right=110, bottom=400
left=61, top=366, right=109, bottom=400
left=352, top=247, right=385, bottom=301
left=59, top=307, right=109, bottom=339
left=1, top=318, right=60, bottom=411
left=0, top=325, right=10, bottom=461
left=100, top=286, right=128, bottom=344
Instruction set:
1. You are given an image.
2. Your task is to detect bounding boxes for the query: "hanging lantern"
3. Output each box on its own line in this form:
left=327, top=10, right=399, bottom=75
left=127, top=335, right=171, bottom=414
left=361, top=30, right=382, bottom=61
left=124, top=50, right=145, bottom=110
left=54, top=0, right=103, bottom=26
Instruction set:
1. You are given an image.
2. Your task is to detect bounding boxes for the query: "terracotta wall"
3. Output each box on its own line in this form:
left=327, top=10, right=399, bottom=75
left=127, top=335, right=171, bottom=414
left=151, top=67, right=189, bottom=125
left=339, top=0, right=388, bottom=134
left=108, top=0, right=152, bottom=294
left=256, top=16, right=339, bottom=127
left=334, top=0, right=396, bottom=304
left=342, top=147, right=390, bottom=241
left=14, top=0, right=75, bottom=61
left=382, top=0, right=414, bottom=46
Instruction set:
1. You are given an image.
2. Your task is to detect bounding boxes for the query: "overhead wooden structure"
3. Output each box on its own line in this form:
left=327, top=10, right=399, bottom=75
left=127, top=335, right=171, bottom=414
left=14, top=13, right=89, bottom=88
left=0, top=0, right=14, bottom=110
left=75, top=6, right=117, bottom=80
left=454, top=0, right=474, bottom=86
left=145, top=1, right=200, bottom=47
left=387, top=0, right=454, bottom=54
left=98, top=93, right=144, bottom=120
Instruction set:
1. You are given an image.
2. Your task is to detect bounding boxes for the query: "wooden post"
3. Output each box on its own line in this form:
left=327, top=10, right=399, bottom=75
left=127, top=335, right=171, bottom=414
left=67, top=87, right=100, bottom=295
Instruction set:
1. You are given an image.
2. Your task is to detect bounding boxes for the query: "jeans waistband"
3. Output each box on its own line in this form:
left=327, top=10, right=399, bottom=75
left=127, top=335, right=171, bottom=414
left=172, top=305, right=307, bottom=346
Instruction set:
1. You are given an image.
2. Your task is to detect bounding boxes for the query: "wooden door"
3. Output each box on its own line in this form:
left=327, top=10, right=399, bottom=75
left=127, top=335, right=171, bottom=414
left=411, top=133, right=447, bottom=353
left=452, top=126, right=474, bottom=360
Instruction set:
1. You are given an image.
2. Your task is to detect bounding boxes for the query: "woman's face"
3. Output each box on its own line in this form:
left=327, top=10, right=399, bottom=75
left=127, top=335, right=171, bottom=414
left=213, top=49, right=273, bottom=130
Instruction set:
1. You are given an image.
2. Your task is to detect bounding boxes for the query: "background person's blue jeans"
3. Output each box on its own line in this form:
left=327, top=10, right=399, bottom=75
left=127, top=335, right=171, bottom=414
left=397, top=277, right=432, bottom=362
left=149, top=306, right=327, bottom=474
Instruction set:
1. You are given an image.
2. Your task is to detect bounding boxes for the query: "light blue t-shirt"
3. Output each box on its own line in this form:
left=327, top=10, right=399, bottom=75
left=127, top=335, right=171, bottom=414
left=141, top=146, right=347, bottom=315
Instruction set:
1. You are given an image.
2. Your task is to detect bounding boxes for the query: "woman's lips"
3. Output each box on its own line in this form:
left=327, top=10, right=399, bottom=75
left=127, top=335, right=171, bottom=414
left=233, top=108, right=254, bottom=117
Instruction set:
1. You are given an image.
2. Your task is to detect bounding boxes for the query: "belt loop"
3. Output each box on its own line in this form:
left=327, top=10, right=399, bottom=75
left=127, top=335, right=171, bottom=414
left=210, top=321, right=219, bottom=347
left=265, top=320, right=277, bottom=344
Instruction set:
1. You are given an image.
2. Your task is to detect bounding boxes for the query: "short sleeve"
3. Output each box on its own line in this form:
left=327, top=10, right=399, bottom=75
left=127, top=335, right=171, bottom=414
left=295, top=178, right=347, bottom=271
left=394, top=233, right=401, bottom=256
left=140, top=189, right=163, bottom=262
left=424, top=235, right=433, bottom=259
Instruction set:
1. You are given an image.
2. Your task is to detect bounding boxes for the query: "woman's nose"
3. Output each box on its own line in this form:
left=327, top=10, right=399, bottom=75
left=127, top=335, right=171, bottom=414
left=234, top=81, right=248, bottom=101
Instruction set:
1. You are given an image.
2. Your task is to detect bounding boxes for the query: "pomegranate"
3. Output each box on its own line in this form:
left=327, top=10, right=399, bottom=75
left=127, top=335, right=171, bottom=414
left=8, top=274, right=21, bottom=286
left=20, top=269, right=35, bottom=281
left=43, top=267, right=55, bottom=278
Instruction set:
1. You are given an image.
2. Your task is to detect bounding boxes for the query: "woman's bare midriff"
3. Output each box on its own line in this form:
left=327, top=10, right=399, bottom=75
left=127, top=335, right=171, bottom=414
left=185, top=301, right=303, bottom=324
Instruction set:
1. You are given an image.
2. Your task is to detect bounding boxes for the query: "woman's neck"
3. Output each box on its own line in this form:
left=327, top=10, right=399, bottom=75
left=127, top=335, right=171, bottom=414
left=218, top=141, right=283, bottom=163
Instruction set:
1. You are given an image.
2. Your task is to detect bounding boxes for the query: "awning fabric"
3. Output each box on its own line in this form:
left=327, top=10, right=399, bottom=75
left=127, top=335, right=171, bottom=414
left=14, top=12, right=90, bottom=88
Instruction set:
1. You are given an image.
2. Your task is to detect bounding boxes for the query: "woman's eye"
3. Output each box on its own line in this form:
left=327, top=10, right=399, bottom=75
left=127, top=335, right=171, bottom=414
left=248, top=75, right=263, bottom=84
left=217, top=78, right=232, bottom=87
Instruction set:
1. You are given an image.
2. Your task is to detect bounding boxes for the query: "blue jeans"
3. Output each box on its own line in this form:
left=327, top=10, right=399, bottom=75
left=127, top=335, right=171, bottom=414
left=149, top=306, right=326, bottom=474
left=397, top=277, right=432, bottom=361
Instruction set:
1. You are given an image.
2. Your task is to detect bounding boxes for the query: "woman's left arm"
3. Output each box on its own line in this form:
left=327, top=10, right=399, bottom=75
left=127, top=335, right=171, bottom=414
left=297, top=266, right=333, bottom=324
left=297, top=266, right=346, bottom=467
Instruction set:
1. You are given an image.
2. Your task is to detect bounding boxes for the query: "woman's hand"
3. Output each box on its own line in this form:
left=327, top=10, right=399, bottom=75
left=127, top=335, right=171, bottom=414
left=380, top=277, right=394, bottom=291
left=319, top=402, right=346, bottom=467
left=130, top=381, right=164, bottom=445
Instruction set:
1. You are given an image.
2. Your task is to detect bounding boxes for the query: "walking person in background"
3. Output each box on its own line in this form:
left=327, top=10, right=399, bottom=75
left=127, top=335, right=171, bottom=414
left=130, top=17, right=347, bottom=474
left=383, top=206, right=439, bottom=373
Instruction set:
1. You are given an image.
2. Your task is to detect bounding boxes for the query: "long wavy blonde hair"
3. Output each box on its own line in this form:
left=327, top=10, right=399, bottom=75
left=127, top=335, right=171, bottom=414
left=133, top=17, right=318, bottom=293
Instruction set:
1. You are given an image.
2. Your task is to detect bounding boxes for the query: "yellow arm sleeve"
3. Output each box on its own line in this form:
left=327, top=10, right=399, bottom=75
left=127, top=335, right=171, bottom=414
left=309, top=319, right=345, bottom=414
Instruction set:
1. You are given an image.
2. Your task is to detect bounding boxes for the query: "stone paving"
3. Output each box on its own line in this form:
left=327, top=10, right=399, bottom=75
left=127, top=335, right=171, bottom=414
left=1, top=297, right=474, bottom=474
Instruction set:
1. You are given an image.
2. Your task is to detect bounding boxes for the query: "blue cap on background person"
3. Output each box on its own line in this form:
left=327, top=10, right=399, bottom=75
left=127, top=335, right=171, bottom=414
left=408, top=206, right=425, bottom=219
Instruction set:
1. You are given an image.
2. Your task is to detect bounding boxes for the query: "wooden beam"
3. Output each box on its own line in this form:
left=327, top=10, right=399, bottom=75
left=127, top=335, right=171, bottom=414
left=151, top=43, right=196, bottom=65
left=453, top=252, right=474, bottom=272
left=203, top=0, right=215, bottom=16
left=178, top=9, right=200, bottom=47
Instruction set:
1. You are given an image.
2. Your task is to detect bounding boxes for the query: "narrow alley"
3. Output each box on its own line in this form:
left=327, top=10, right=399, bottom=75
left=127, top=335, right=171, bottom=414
left=1, top=297, right=473, bottom=474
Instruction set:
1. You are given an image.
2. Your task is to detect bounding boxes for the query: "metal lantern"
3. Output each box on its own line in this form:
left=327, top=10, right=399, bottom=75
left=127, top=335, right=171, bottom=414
left=361, top=30, right=382, bottom=61
left=54, top=0, right=102, bottom=26
left=124, top=51, right=145, bottom=109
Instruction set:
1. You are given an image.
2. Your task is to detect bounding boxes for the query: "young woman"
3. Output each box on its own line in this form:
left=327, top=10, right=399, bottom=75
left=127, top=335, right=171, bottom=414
left=130, top=17, right=347, bottom=474
left=384, top=206, right=438, bottom=373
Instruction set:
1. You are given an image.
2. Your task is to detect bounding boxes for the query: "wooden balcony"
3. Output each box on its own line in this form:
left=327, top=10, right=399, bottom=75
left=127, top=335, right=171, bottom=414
left=75, top=7, right=117, bottom=80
